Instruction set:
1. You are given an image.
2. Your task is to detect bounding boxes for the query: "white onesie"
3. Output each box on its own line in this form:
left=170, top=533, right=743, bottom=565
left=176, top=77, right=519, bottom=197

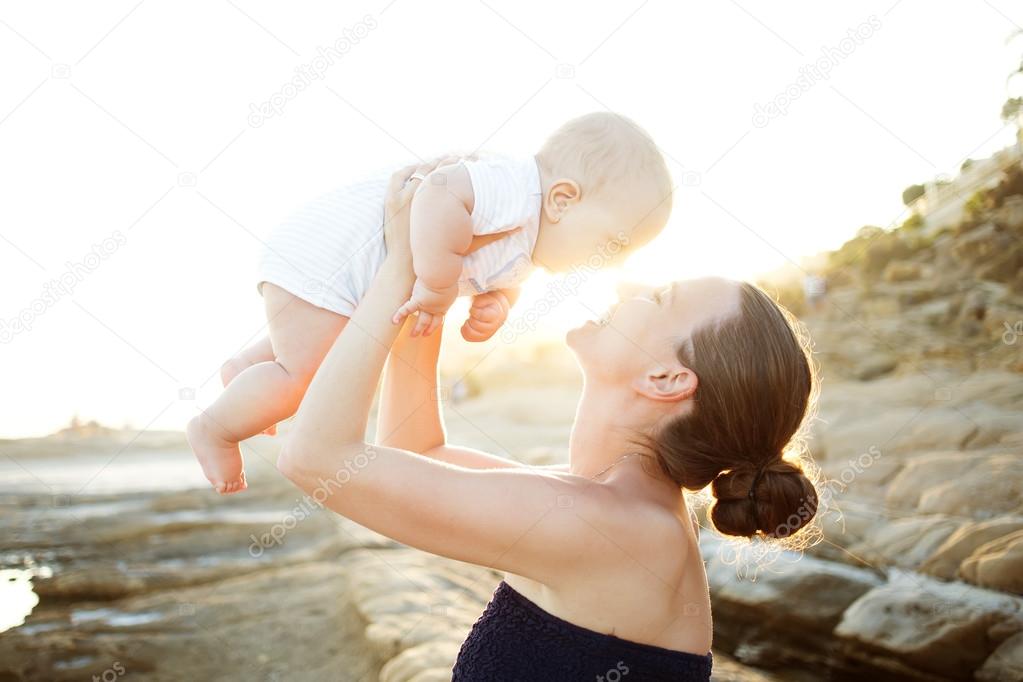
left=257, top=155, right=542, bottom=317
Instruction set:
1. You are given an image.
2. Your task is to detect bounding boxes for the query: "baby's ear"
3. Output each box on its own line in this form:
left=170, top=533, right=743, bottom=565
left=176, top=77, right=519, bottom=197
left=544, top=179, right=581, bottom=223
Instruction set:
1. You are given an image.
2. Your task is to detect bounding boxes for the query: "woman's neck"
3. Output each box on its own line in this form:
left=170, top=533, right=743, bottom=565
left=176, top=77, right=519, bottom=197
left=568, top=381, right=650, bottom=479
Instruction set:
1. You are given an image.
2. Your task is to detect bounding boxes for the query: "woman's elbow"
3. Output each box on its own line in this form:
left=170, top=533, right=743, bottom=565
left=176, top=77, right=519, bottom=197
left=275, top=437, right=368, bottom=487
left=275, top=435, right=326, bottom=483
left=275, top=444, right=306, bottom=484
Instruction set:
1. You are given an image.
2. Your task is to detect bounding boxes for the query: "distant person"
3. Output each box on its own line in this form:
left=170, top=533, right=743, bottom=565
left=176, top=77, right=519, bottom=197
left=187, top=113, right=672, bottom=493
left=277, top=164, right=821, bottom=681
left=803, top=273, right=827, bottom=313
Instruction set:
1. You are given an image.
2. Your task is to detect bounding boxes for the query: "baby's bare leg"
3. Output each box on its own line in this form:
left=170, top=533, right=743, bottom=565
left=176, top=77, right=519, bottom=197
left=220, top=336, right=274, bottom=386
left=219, top=335, right=280, bottom=434
left=187, top=284, right=348, bottom=493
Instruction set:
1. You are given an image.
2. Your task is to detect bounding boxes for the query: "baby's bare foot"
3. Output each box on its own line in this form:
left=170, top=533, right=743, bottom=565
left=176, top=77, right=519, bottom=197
left=186, top=415, right=247, bottom=494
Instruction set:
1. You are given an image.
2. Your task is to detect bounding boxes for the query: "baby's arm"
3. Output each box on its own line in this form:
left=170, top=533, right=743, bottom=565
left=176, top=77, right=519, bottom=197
left=392, top=163, right=475, bottom=336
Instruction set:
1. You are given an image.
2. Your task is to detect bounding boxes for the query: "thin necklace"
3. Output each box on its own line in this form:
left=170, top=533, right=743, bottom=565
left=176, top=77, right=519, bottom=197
left=590, top=452, right=648, bottom=481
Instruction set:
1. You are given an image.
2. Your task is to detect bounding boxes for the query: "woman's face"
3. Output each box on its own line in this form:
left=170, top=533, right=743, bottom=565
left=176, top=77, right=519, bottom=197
left=567, top=277, right=741, bottom=384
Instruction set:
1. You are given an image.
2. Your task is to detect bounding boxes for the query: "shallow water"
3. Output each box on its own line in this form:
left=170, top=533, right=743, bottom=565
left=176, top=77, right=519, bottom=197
left=0, top=450, right=208, bottom=495
left=71, top=608, right=165, bottom=627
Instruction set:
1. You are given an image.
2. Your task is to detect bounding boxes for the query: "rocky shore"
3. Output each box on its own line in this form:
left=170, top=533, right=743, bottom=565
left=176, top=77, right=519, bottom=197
left=0, top=436, right=769, bottom=681
left=2, top=168, right=1022, bottom=681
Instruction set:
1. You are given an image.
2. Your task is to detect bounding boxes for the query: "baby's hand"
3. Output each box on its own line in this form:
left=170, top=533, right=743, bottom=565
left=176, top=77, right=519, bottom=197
left=461, top=290, right=511, bottom=342
left=393, top=279, right=457, bottom=336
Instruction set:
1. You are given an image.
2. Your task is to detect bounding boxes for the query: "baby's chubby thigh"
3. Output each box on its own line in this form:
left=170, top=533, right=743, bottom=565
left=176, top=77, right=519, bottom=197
left=262, top=283, right=349, bottom=387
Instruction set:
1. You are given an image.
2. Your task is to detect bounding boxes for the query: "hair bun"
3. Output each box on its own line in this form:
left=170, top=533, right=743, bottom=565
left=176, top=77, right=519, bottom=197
left=709, top=459, right=818, bottom=539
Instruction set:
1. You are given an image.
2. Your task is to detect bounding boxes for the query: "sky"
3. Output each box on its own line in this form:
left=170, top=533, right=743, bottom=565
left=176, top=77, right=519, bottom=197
left=1, top=0, right=1021, bottom=438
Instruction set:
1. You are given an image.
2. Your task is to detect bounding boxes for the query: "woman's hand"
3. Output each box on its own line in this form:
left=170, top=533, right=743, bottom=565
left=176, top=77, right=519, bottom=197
left=382, top=156, right=464, bottom=269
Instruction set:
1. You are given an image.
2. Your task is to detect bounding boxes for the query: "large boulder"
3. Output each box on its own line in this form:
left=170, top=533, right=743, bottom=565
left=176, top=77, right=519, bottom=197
left=885, top=451, right=1023, bottom=518
left=885, top=451, right=985, bottom=510
left=916, top=454, right=1023, bottom=518
left=848, top=515, right=964, bottom=569
left=960, top=530, right=1023, bottom=595
left=834, top=571, right=1023, bottom=679
left=920, top=517, right=1023, bottom=579
left=818, top=407, right=979, bottom=462
left=702, top=535, right=882, bottom=668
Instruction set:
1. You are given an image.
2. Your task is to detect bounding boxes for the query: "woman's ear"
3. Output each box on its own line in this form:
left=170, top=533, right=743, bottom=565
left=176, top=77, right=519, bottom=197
left=543, top=178, right=581, bottom=223
left=632, top=363, right=698, bottom=403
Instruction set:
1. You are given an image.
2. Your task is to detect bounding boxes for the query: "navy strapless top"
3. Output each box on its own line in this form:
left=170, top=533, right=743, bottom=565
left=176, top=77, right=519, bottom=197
left=452, top=581, right=712, bottom=681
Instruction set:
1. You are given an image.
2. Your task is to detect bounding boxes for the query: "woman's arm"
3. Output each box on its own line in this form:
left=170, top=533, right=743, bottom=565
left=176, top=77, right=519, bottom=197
left=278, top=166, right=596, bottom=580
left=392, top=164, right=474, bottom=336
left=377, top=319, right=538, bottom=469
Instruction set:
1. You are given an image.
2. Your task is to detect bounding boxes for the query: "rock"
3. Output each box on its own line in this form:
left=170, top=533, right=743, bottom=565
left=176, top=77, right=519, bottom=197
left=848, top=515, right=964, bottom=569
left=960, top=530, right=1023, bottom=594
left=963, top=409, right=1023, bottom=450
left=977, top=243, right=1023, bottom=284
left=883, top=261, right=924, bottom=283
left=852, top=354, right=898, bottom=381
left=0, top=562, right=382, bottom=682
left=702, top=535, right=882, bottom=667
left=834, top=571, right=1023, bottom=678
left=885, top=451, right=983, bottom=509
left=916, top=454, right=1023, bottom=518
left=920, top=517, right=1023, bottom=579
left=818, top=448, right=903, bottom=502
left=916, top=299, right=954, bottom=326
left=883, top=451, right=1023, bottom=518
left=379, top=640, right=463, bottom=682
left=818, top=408, right=978, bottom=462
left=977, top=631, right=1023, bottom=681
left=341, top=547, right=498, bottom=664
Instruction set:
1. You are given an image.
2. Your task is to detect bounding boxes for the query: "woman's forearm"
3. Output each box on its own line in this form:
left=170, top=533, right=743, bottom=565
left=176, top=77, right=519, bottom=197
left=285, top=258, right=415, bottom=461
left=376, top=320, right=446, bottom=450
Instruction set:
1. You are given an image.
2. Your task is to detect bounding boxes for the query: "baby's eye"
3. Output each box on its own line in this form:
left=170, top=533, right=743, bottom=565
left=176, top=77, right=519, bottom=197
left=652, top=290, right=663, bottom=304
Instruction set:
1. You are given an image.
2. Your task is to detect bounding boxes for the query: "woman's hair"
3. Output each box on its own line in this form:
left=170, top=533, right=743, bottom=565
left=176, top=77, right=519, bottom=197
left=650, top=282, right=819, bottom=540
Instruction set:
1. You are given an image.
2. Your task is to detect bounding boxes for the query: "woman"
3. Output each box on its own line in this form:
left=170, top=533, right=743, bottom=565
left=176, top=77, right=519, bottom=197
left=277, top=162, right=820, bottom=680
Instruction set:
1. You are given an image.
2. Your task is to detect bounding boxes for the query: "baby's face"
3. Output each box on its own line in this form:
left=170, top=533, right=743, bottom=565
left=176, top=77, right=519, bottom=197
left=533, top=195, right=668, bottom=273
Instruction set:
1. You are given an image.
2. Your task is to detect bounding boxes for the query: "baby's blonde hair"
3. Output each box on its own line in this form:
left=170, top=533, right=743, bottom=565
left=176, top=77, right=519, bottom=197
left=536, top=112, right=672, bottom=206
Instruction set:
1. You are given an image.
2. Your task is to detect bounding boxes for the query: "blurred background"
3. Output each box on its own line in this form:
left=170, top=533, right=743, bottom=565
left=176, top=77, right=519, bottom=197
left=2, top=1, right=1022, bottom=680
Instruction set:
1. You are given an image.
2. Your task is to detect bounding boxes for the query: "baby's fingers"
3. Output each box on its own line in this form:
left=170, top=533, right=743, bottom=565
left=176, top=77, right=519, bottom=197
left=393, top=299, right=418, bottom=325
left=461, top=315, right=497, bottom=342
left=411, top=311, right=433, bottom=337
left=469, top=301, right=501, bottom=324
left=424, top=313, right=445, bottom=337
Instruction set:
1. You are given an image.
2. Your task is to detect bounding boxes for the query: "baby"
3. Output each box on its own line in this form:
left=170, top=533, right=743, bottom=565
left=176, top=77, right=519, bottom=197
left=187, top=112, right=673, bottom=493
